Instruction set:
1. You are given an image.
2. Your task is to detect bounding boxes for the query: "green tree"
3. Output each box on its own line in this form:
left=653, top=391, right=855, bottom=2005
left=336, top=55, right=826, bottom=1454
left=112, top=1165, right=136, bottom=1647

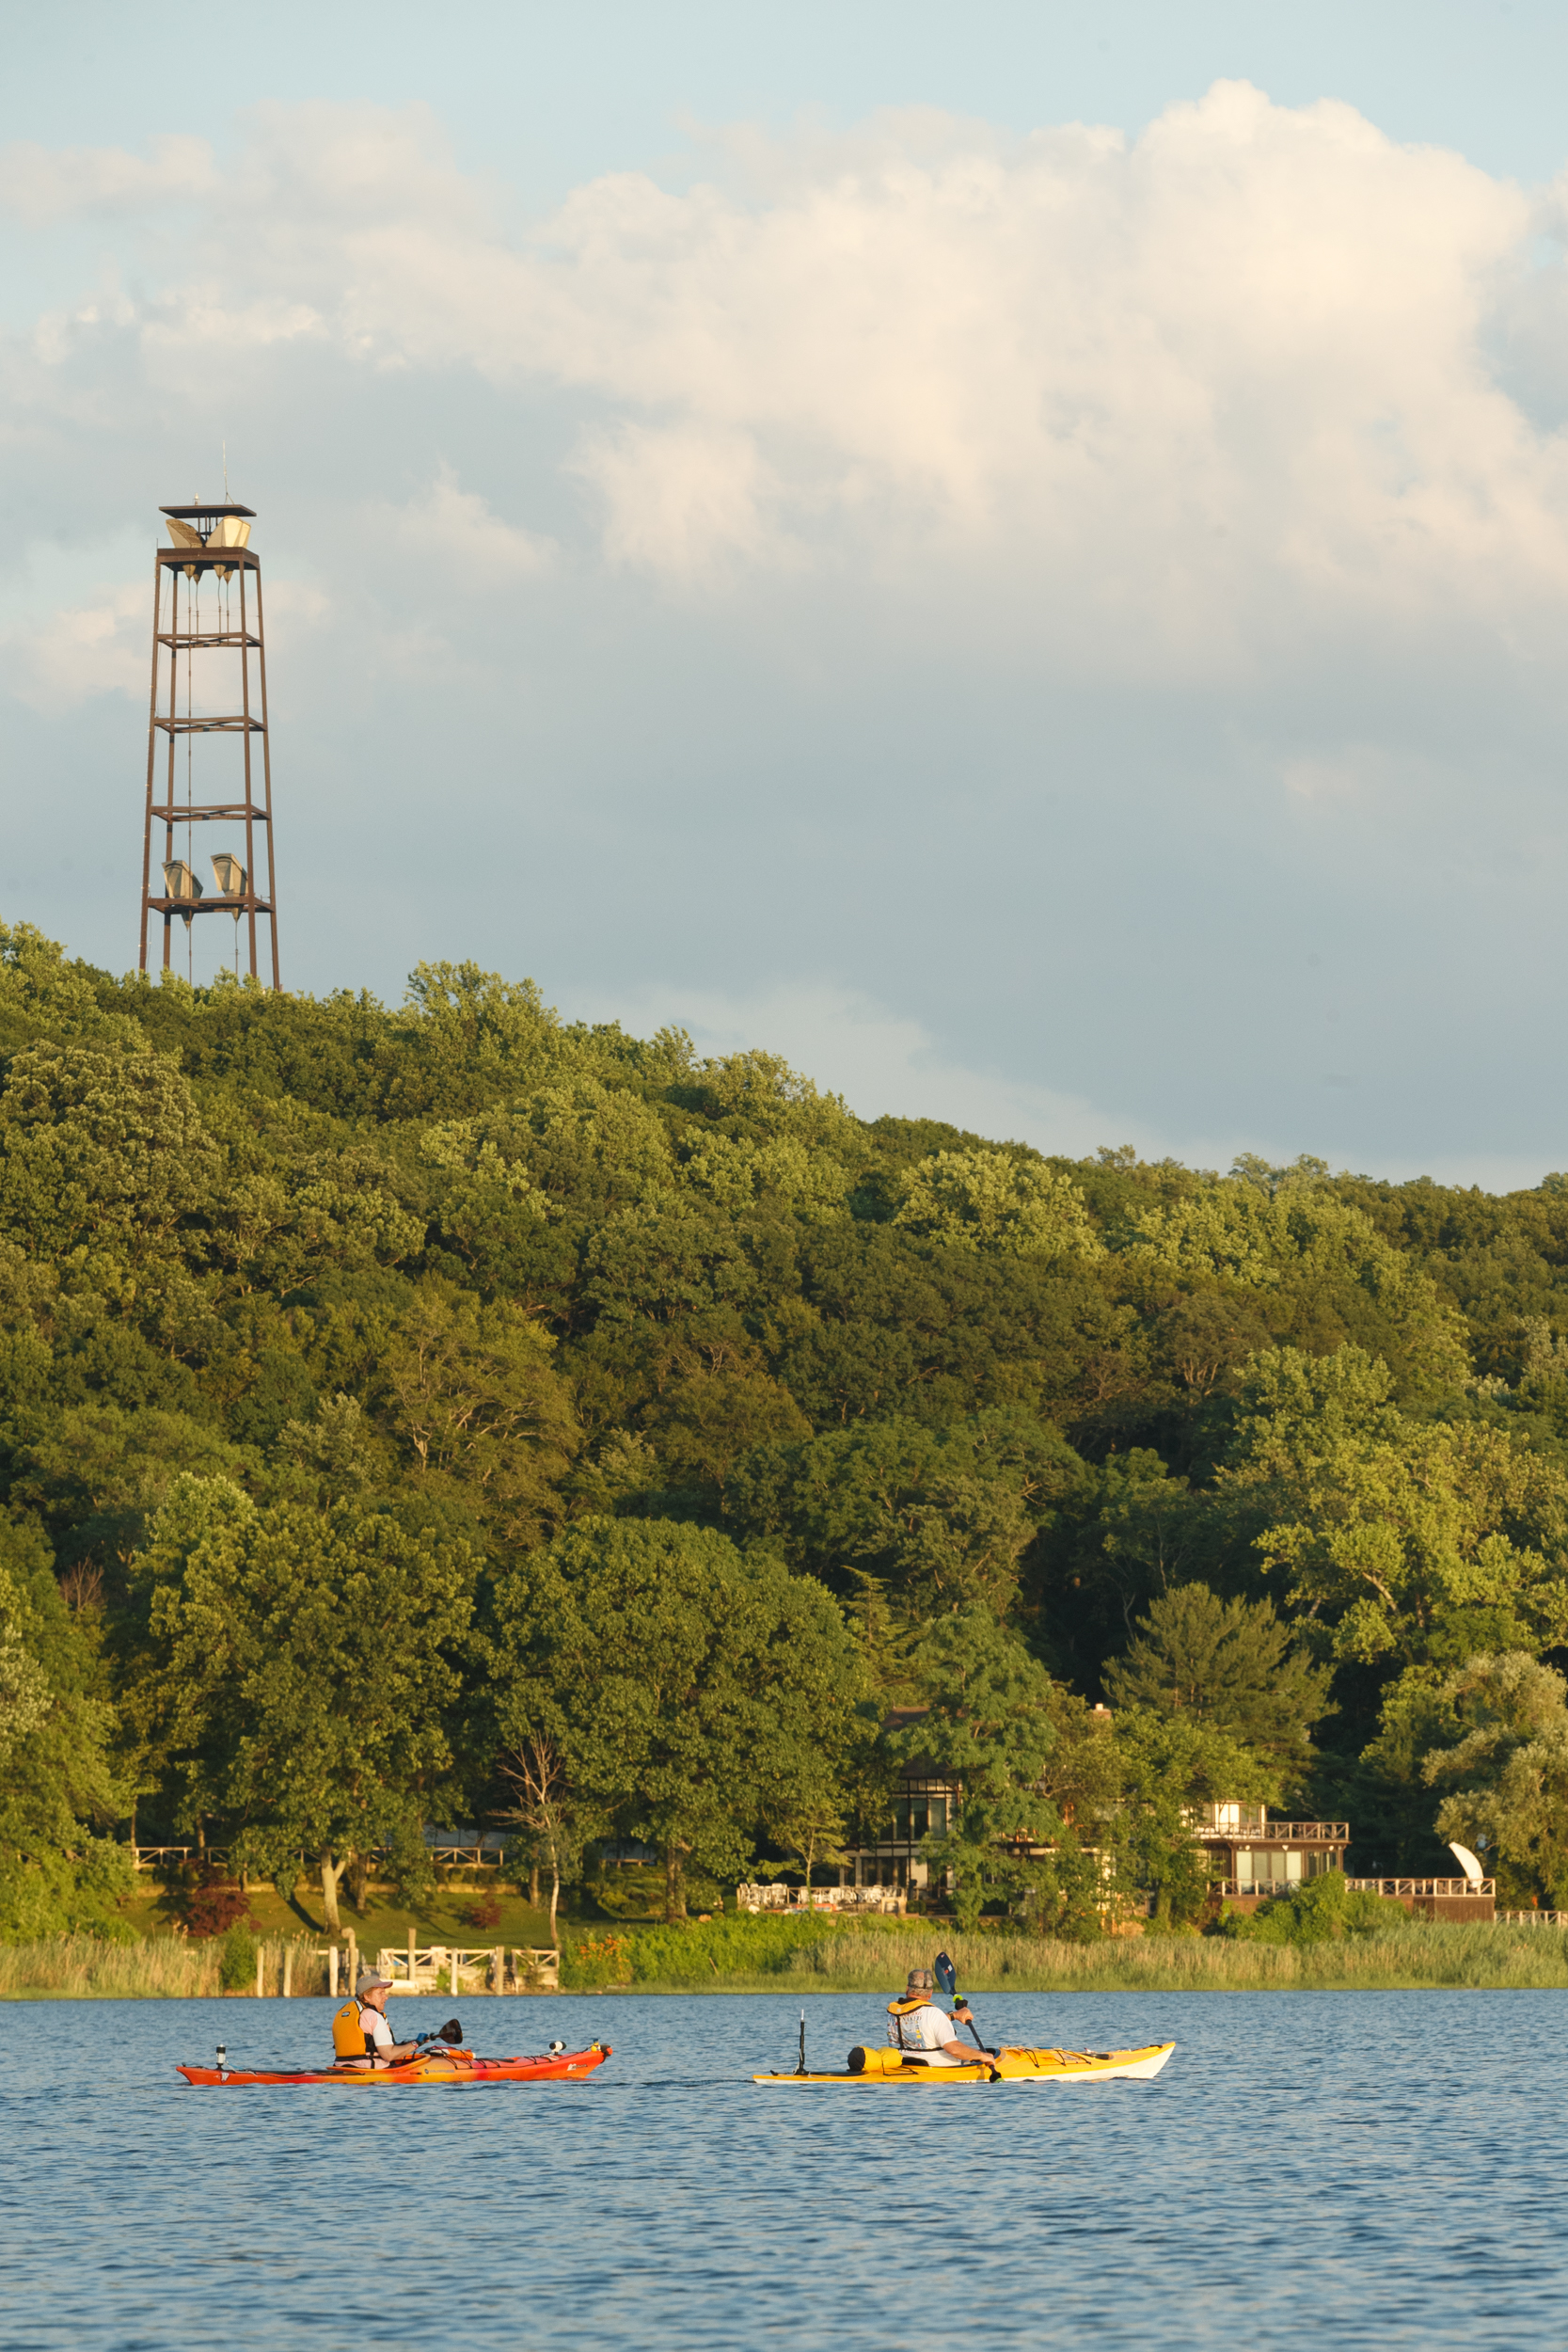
left=1111, top=1708, right=1278, bottom=1928
left=1222, top=1869, right=1408, bottom=1943
left=749, top=1797, right=853, bottom=1898
left=377, top=1279, right=579, bottom=1550
left=725, top=1413, right=1074, bottom=1615
left=0, top=1524, right=130, bottom=1939
left=1417, top=1651, right=1568, bottom=1907
left=0, top=1040, right=218, bottom=1273
left=497, top=1728, right=585, bottom=1945
left=1102, top=1582, right=1334, bottom=1759
left=124, top=1476, right=477, bottom=1930
left=1115, top=1178, right=1468, bottom=1398
left=489, top=1517, right=864, bottom=1920
left=888, top=1607, right=1066, bottom=1931
left=21, top=915, right=1568, bottom=1951
left=1226, top=1349, right=1568, bottom=1670
left=893, top=1149, right=1104, bottom=1263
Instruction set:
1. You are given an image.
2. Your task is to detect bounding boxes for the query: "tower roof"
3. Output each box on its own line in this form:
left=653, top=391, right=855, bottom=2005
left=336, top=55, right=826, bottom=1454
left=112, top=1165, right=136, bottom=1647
left=159, top=502, right=256, bottom=519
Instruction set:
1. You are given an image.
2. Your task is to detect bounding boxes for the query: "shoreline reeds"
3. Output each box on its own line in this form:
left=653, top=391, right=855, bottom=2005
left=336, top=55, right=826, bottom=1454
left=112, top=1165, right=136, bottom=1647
left=0, top=1934, right=330, bottom=2001
left=570, top=1918, right=1568, bottom=1994
left=9, top=1919, right=1568, bottom=1997
left=776, top=1921, right=1568, bottom=1993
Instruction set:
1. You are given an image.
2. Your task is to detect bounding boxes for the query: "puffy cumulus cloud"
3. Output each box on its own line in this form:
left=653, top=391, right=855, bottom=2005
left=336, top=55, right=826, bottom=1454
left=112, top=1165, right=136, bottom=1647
left=0, top=133, right=215, bottom=225
left=1, top=582, right=146, bottom=709
left=516, top=88, right=1568, bottom=660
left=571, top=424, right=783, bottom=577
left=0, top=561, right=334, bottom=713
left=11, top=84, right=1568, bottom=674
left=10, top=87, right=1568, bottom=1180
left=372, top=465, right=556, bottom=582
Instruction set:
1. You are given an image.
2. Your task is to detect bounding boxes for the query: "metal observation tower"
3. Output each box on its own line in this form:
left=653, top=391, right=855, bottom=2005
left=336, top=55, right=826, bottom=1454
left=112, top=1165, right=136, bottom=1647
left=138, top=496, right=280, bottom=988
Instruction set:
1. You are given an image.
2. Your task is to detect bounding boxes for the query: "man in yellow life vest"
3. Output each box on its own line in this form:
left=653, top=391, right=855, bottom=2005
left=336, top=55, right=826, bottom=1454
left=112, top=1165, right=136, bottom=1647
left=332, top=1968, right=421, bottom=2070
left=885, top=1966, right=989, bottom=2066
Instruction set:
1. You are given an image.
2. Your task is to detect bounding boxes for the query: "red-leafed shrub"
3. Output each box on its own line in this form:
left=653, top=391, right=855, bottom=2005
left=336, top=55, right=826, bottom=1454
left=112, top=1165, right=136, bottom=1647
left=462, top=1890, right=503, bottom=1930
left=182, top=1877, right=257, bottom=1939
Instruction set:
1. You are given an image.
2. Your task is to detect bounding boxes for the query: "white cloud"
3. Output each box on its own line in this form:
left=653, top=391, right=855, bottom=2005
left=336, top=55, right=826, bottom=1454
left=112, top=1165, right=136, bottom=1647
left=372, top=465, right=555, bottom=580
left=573, top=977, right=1565, bottom=1190
left=10, top=88, right=1568, bottom=1178
left=0, top=133, right=215, bottom=224
left=26, top=83, right=1568, bottom=680
left=571, top=424, right=779, bottom=576
left=0, top=565, right=331, bottom=714
left=2, top=582, right=146, bottom=708
left=576, top=977, right=1235, bottom=1166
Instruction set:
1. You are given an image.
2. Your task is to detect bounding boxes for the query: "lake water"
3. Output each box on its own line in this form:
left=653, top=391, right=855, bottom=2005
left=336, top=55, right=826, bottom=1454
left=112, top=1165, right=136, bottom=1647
left=4, top=1989, right=1565, bottom=2348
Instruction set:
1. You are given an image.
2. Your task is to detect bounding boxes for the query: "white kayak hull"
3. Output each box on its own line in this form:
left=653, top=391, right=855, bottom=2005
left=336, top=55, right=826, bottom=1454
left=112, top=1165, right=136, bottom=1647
left=1016, top=2043, right=1175, bottom=2083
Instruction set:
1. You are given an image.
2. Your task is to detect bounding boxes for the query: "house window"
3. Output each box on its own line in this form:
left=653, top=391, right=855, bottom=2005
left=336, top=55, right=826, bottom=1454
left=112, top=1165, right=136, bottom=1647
left=1247, top=1851, right=1289, bottom=1884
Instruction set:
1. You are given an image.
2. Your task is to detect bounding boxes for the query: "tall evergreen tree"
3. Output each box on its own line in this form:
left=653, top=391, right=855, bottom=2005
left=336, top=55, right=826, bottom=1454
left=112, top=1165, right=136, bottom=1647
left=1103, top=1582, right=1333, bottom=1759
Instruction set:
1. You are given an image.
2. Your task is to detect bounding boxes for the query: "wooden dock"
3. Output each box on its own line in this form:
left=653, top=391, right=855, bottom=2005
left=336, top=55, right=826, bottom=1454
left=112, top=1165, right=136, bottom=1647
left=377, top=1938, right=560, bottom=1994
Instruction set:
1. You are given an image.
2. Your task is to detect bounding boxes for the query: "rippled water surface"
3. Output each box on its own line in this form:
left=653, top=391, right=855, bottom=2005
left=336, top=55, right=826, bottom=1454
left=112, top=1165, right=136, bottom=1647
left=3, top=1989, right=1565, bottom=2348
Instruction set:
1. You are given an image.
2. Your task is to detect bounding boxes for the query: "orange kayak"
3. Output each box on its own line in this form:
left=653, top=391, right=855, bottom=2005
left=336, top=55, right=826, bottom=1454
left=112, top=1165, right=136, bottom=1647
left=178, top=2042, right=611, bottom=2088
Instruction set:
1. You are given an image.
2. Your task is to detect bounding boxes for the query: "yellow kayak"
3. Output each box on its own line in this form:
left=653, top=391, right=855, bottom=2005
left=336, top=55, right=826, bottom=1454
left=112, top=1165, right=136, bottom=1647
left=752, top=2041, right=1175, bottom=2086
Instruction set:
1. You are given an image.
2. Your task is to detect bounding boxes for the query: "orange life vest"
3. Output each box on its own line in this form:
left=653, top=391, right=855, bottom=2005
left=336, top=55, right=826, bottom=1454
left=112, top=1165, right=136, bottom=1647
left=332, top=1998, right=376, bottom=2061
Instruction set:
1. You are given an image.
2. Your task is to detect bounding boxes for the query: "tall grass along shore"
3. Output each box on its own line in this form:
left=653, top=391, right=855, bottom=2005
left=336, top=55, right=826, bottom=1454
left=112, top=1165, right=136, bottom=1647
left=565, top=1916, right=1568, bottom=1994
left=0, top=1935, right=329, bottom=2001
left=10, top=1916, right=1568, bottom=1999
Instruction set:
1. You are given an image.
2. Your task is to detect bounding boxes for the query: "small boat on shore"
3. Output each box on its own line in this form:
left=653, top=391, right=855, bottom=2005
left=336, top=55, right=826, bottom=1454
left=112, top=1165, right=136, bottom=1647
left=753, top=2041, right=1174, bottom=2087
left=179, top=2041, right=611, bottom=2088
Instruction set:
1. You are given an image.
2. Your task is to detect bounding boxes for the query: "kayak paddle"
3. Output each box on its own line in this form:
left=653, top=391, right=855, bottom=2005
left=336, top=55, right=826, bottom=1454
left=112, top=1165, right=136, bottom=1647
left=934, top=1950, right=996, bottom=2064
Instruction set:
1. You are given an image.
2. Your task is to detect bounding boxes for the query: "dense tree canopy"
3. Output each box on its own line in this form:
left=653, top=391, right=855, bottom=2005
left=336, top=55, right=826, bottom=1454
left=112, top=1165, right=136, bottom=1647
left=5, top=917, right=1568, bottom=1927
left=488, top=1517, right=864, bottom=1917
left=1101, top=1582, right=1334, bottom=1758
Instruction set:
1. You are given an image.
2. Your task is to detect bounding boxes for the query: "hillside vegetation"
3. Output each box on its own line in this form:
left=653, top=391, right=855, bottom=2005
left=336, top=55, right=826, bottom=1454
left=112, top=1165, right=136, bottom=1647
left=8, top=918, right=1568, bottom=1941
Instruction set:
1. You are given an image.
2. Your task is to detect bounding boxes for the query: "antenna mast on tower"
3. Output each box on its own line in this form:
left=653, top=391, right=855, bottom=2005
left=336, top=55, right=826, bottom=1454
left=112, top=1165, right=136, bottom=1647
left=138, top=493, right=281, bottom=988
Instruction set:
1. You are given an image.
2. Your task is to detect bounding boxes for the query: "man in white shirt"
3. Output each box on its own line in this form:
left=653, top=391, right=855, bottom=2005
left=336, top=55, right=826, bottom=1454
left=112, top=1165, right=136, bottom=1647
left=884, top=1967, right=986, bottom=2066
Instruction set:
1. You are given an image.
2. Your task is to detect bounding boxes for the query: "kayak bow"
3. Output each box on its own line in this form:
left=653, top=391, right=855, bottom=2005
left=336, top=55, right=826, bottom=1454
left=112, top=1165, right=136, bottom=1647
left=752, top=2040, right=1174, bottom=2086
left=178, top=2041, right=611, bottom=2087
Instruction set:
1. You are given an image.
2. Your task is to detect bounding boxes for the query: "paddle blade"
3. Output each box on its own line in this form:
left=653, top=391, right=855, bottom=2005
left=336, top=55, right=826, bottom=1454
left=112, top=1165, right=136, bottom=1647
left=934, top=1951, right=958, bottom=1998
left=437, top=2018, right=463, bottom=2044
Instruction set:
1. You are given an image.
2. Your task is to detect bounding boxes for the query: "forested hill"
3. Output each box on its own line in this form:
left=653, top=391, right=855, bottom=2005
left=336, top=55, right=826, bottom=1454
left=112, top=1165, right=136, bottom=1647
left=7, top=914, right=1568, bottom=1931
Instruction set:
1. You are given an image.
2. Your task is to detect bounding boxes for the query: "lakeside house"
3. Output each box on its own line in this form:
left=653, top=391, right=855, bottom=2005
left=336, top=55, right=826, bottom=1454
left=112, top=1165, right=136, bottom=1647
left=1187, top=1803, right=1496, bottom=1920
left=738, top=1708, right=1499, bottom=1922
left=1188, top=1801, right=1349, bottom=1905
left=835, top=1708, right=961, bottom=1902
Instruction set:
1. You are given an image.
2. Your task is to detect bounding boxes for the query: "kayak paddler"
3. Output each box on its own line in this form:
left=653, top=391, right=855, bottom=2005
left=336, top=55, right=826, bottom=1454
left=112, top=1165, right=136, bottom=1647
left=885, top=1966, right=986, bottom=2067
left=332, top=1968, right=421, bottom=2071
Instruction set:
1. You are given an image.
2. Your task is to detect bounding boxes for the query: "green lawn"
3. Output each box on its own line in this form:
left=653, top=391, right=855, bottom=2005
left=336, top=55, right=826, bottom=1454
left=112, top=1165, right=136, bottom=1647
left=119, top=1877, right=563, bottom=1953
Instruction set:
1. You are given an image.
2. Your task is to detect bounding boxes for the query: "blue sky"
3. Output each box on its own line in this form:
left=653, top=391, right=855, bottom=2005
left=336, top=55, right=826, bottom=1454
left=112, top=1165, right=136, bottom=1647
left=5, top=1, right=1568, bottom=1183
